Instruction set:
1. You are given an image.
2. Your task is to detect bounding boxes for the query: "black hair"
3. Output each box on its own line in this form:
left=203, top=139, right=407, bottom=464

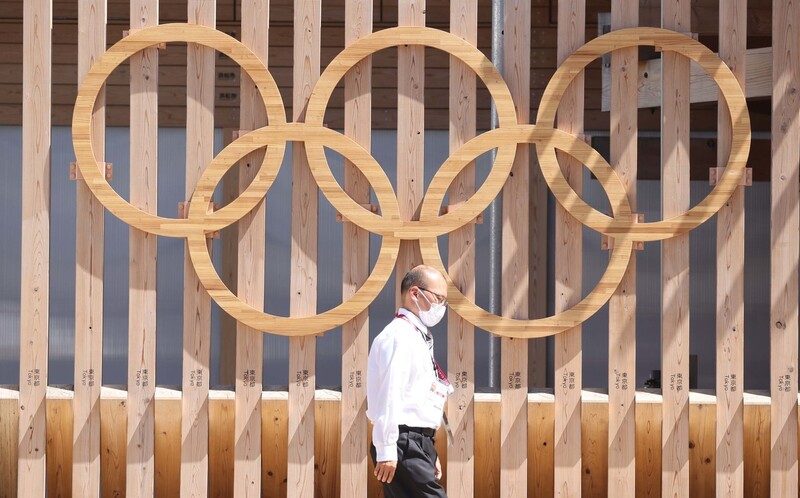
left=400, top=267, right=428, bottom=295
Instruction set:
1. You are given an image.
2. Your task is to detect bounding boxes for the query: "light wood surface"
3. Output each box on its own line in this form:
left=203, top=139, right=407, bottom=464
left=554, top=1, right=585, bottom=496
left=46, top=397, right=73, bottom=497
left=607, top=1, right=637, bottom=497
left=661, top=1, right=691, bottom=496
left=180, top=1, right=215, bottom=496
left=500, top=2, right=530, bottom=497
left=18, top=1, right=51, bottom=496
left=233, top=2, right=269, bottom=497
left=340, top=0, right=372, bottom=495
left=72, top=1, right=106, bottom=497
left=771, top=0, right=800, bottom=494
left=716, top=1, right=746, bottom=496
left=219, top=128, right=239, bottom=386
left=447, top=1, right=477, bottom=496
left=125, top=1, right=159, bottom=497
left=288, top=1, right=321, bottom=496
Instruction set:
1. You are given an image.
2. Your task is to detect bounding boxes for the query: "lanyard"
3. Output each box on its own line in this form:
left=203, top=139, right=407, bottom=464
left=395, top=313, right=451, bottom=387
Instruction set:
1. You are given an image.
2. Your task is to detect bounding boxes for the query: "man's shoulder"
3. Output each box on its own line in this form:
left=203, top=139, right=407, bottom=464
left=372, top=317, right=412, bottom=349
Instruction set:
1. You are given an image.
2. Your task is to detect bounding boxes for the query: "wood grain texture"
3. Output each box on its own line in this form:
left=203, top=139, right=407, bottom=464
left=607, top=1, right=637, bottom=497
left=341, top=0, right=372, bottom=496
left=474, top=399, right=501, bottom=498
left=181, top=2, right=216, bottom=497
left=18, top=0, right=51, bottom=496
left=263, top=396, right=289, bottom=498
left=500, top=1, right=530, bottom=496
left=689, top=403, right=716, bottom=497
left=46, top=397, right=73, bottom=498
left=661, top=0, right=691, bottom=496
left=126, top=1, right=158, bottom=496
left=100, top=395, right=127, bottom=498
left=234, top=1, right=269, bottom=497
left=554, top=1, right=585, bottom=497
left=208, top=397, right=235, bottom=498
left=288, top=1, right=321, bottom=496
left=771, top=0, right=800, bottom=494
left=446, top=1, right=477, bottom=496
left=72, top=1, right=106, bottom=497
left=716, top=1, right=746, bottom=497
left=219, top=129, right=239, bottom=386
left=394, top=0, right=425, bottom=295
left=636, top=402, right=662, bottom=498
left=0, top=397, right=18, bottom=498
left=156, top=397, right=182, bottom=497
left=315, top=399, right=340, bottom=496
left=583, top=402, right=608, bottom=498
left=744, top=404, right=769, bottom=498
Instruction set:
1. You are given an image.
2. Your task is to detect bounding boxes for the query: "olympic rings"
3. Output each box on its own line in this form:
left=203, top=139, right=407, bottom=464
left=71, top=23, right=751, bottom=338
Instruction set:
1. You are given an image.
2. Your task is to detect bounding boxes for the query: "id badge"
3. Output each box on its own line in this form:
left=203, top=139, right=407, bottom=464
left=426, top=377, right=450, bottom=412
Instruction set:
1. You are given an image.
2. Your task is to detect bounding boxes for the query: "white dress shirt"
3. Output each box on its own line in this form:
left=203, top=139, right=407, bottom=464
left=366, top=308, right=445, bottom=462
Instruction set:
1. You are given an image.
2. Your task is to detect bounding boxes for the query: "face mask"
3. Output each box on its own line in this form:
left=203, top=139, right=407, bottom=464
left=414, top=290, right=447, bottom=327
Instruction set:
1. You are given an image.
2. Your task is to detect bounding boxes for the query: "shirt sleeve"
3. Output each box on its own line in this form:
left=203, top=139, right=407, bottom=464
left=367, top=333, right=412, bottom=462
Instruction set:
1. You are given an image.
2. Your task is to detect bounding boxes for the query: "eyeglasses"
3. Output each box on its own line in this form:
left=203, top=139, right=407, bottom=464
left=418, top=287, right=447, bottom=306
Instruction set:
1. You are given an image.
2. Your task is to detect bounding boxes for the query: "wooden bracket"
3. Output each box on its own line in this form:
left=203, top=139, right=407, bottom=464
left=440, top=203, right=484, bottom=224
left=231, top=129, right=252, bottom=140
left=123, top=29, right=166, bottom=49
left=709, top=167, right=752, bottom=186
left=336, top=203, right=379, bottom=222
left=601, top=213, right=644, bottom=251
left=70, top=161, right=112, bottom=181
left=178, top=201, right=221, bottom=238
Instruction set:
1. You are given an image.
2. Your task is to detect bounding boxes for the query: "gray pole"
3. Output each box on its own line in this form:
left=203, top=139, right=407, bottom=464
left=487, top=0, right=503, bottom=391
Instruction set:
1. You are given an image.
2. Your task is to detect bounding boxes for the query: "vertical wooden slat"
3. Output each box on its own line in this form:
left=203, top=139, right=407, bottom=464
left=744, top=404, right=769, bottom=498
left=341, top=0, right=371, bottom=495
left=661, top=1, right=691, bottom=496
left=582, top=402, right=608, bottom=497
left=127, top=0, right=158, bottom=495
left=219, top=128, right=239, bottom=387
left=18, top=0, right=51, bottom=496
left=100, top=395, right=127, bottom=497
left=475, top=398, right=501, bottom=498
left=46, top=396, right=73, bottom=498
left=288, top=1, right=320, bottom=496
left=263, top=396, right=289, bottom=498
left=315, top=398, right=340, bottom=496
left=689, top=403, right=716, bottom=497
left=771, top=0, right=800, bottom=494
left=234, top=0, right=269, bottom=496
left=395, top=0, right=425, bottom=290
left=636, top=401, right=662, bottom=498
left=554, top=1, right=584, bottom=496
left=73, top=0, right=105, bottom=497
left=607, top=1, right=637, bottom=496
left=1, top=396, right=19, bottom=498
left=156, top=397, right=182, bottom=498
left=529, top=400, right=555, bottom=496
left=181, top=0, right=216, bottom=496
left=208, top=397, right=235, bottom=498
left=446, top=0, right=477, bottom=497
left=500, top=2, right=529, bottom=497
left=716, top=1, right=746, bottom=496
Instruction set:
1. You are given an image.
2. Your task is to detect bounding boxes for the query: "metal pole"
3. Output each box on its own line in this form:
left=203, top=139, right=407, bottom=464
left=487, top=0, right=503, bottom=391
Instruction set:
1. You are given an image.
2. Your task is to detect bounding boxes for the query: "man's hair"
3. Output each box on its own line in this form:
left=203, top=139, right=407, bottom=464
left=400, top=267, right=428, bottom=295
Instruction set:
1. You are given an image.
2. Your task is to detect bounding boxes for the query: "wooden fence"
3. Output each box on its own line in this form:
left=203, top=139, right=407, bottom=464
left=8, top=0, right=798, bottom=497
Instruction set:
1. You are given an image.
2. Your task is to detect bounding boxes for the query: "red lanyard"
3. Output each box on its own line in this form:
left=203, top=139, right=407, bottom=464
left=395, top=313, right=451, bottom=386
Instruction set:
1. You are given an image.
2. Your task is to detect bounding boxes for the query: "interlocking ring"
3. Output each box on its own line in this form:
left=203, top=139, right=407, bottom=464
left=72, top=24, right=750, bottom=338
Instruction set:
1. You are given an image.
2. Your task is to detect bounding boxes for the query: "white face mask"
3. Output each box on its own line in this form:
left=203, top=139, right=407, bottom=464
left=415, top=290, right=447, bottom=327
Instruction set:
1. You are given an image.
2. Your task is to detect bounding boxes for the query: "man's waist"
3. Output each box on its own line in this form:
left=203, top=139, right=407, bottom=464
left=399, top=424, right=436, bottom=437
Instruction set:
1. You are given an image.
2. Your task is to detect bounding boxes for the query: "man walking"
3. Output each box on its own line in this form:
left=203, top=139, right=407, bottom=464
left=367, top=265, right=452, bottom=497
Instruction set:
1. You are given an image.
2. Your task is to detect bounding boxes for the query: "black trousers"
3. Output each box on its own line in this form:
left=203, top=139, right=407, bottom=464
left=370, top=430, right=447, bottom=498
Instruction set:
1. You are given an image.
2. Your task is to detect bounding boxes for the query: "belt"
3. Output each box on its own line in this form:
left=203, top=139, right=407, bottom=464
left=399, top=425, right=436, bottom=438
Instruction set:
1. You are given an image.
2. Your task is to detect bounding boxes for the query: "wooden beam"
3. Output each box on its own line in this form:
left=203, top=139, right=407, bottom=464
left=72, top=1, right=105, bottom=497
left=288, top=0, right=320, bottom=496
left=181, top=0, right=215, bottom=496
left=661, top=1, right=691, bottom=496
left=126, top=0, right=158, bottom=496
left=233, top=0, right=269, bottom=496
left=770, top=0, right=800, bottom=494
left=447, top=1, right=477, bottom=497
left=501, top=1, right=530, bottom=497
left=607, top=1, right=637, bottom=497
left=218, top=128, right=238, bottom=387
left=18, top=1, right=51, bottom=496
left=554, top=1, right=585, bottom=497
left=340, top=0, right=371, bottom=495
left=716, top=1, right=746, bottom=496
left=394, top=0, right=425, bottom=295
left=600, top=47, right=772, bottom=110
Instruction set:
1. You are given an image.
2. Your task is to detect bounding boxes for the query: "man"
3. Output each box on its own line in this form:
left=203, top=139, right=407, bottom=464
left=367, top=265, right=452, bottom=497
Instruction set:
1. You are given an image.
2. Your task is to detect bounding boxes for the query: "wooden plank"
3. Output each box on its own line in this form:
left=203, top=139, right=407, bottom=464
left=689, top=403, right=716, bottom=497
left=180, top=1, right=216, bottom=496
left=394, top=0, right=425, bottom=297
left=661, top=1, right=691, bottom=496
left=263, top=397, right=289, bottom=498
left=529, top=400, right=555, bottom=496
left=583, top=402, right=609, bottom=498
left=500, top=2, right=530, bottom=497
left=636, top=402, right=662, bottom=498
left=607, top=1, right=637, bottom=497
left=46, top=397, right=73, bottom=498
left=0, top=397, right=18, bottom=498
left=554, top=1, right=585, bottom=497
left=475, top=399, right=501, bottom=498
left=600, top=47, right=772, bottom=111
left=208, top=397, right=235, bottom=498
left=288, top=1, right=320, bottom=496
left=716, top=2, right=746, bottom=496
left=315, top=399, right=341, bottom=495
left=743, top=404, right=769, bottom=498
left=340, top=0, right=371, bottom=496
left=219, top=129, right=239, bottom=387
left=72, top=0, right=105, bottom=497
left=446, top=1, right=477, bottom=497
left=156, top=397, right=182, bottom=498
left=17, top=0, right=51, bottom=496
left=770, top=0, right=800, bottom=494
left=100, top=396, right=127, bottom=498
left=126, top=0, right=158, bottom=495
left=233, top=0, right=269, bottom=496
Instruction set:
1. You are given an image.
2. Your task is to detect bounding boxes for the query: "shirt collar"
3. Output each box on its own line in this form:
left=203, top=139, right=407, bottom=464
left=396, top=307, right=428, bottom=335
